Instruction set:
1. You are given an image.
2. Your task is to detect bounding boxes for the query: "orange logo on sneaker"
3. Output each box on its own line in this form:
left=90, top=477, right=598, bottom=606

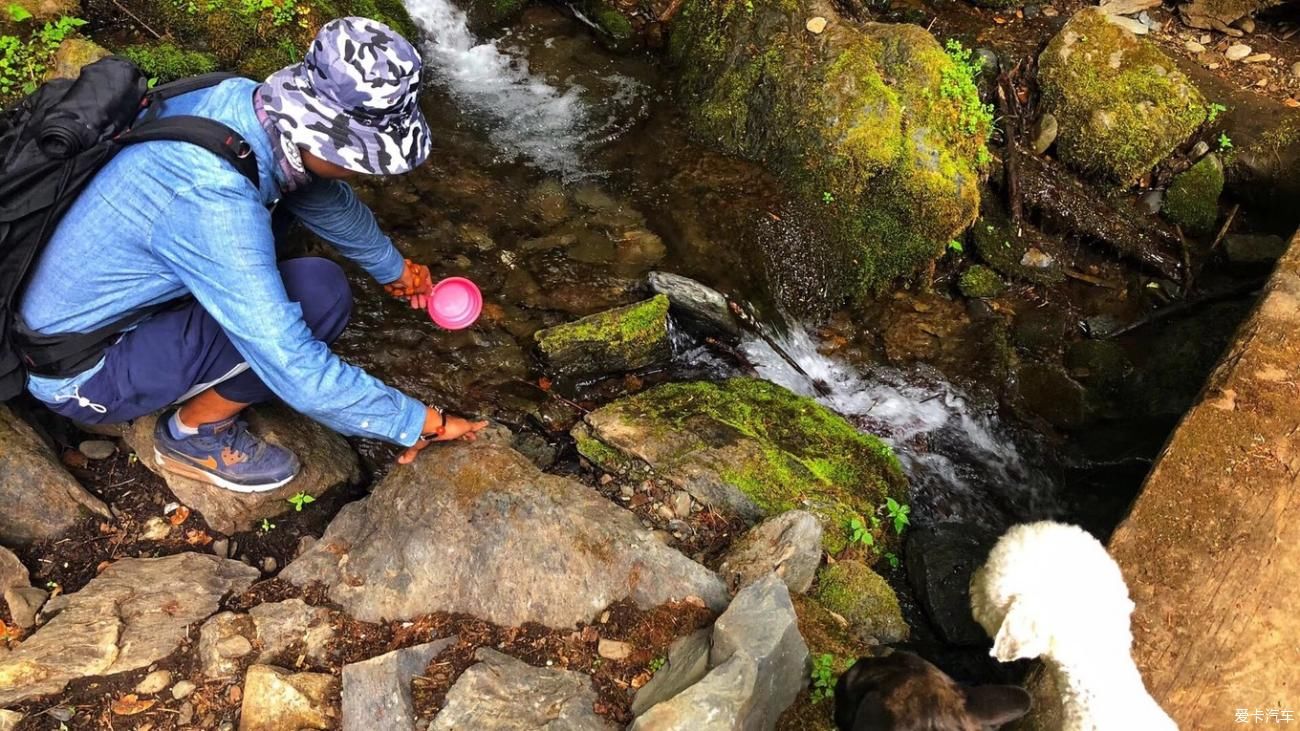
left=180, top=454, right=219, bottom=470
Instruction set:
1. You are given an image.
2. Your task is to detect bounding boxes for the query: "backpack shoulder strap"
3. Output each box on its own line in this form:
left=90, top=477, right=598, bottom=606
left=146, top=72, right=241, bottom=104
left=116, top=115, right=260, bottom=189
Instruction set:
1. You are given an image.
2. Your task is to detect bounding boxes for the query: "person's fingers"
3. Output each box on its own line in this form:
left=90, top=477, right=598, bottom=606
left=397, top=444, right=422, bottom=464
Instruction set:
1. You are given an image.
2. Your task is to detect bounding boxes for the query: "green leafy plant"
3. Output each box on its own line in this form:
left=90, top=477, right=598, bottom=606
left=811, top=653, right=837, bottom=702
left=1218, top=132, right=1233, bottom=150
left=948, top=239, right=964, bottom=255
left=822, top=191, right=835, bottom=204
left=0, top=13, right=86, bottom=97
left=648, top=656, right=666, bottom=674
left=941, top=40, right=995, bottom=139
left=884, top=498, right=911, bottom=535
left=287, top=491, right=315, bottom=511
left=6, top=4, right=32, bottom=21
left=1207, top=102, right=1227, bottom=124
left=884, top=551, right=901, bottom=569
left=848, top=516, right=874, bottom=548
left=260, top=518, right=276, bottom=533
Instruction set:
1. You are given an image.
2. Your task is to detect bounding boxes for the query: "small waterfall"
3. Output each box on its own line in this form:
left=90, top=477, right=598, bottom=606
left=740, top=325, right=1060, bottom=530
left=404, top=0, right=645, bottom=179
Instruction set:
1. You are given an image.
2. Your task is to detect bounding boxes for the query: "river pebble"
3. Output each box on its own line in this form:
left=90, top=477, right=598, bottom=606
left=1185, top=40, right=1206, bottom=53
left=805, top=16, right=827, bottom=33
left=78, top=440, right=117, bottom=460
left=134, top=670, right=171, bottom=695
left=1226, top=44, right=1252, bottom=61
left=1244, top=53, right=1272, bottom=63
left=598, top=639, right=633, bottom=660
left=1234, top=17, right=1255, bottom=33
left=172, top=681, right=197, bottom=700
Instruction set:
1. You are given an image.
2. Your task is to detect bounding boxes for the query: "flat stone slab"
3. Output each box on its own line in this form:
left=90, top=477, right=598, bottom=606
left=125, top=405, right=360, bottom=535
left=431, top=648, right=616, bottom=730
left=0, top=553, right=258, bottom=704
left=342, top=637, right=457, bottom=731
left=282, top=442, right=727, bottom=626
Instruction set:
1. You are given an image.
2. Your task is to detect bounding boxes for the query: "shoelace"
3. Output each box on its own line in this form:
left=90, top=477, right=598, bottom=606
left=215, top=418, right=263, bottom=460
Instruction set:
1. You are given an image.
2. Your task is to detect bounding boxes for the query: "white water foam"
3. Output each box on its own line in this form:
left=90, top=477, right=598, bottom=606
left=405, top=0, right=644, bottom=179
left=739, top=325, right=1060, bottom=528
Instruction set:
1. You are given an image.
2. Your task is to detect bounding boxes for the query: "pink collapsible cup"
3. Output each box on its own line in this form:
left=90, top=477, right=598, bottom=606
left=427, top=277, right=482, bottom=330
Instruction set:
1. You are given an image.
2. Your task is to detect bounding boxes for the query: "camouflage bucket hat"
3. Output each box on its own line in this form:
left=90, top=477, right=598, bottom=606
left=259, top=16, right=431, bottom=175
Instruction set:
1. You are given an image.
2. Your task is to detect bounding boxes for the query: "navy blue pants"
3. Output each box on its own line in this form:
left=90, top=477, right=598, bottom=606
left=45, top=257, right=353, bottom=424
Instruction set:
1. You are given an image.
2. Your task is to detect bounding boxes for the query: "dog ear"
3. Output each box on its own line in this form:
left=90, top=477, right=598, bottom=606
left=989, top=597, right=1049, bottom=662
left=963, top=685, right=1032, bottom=727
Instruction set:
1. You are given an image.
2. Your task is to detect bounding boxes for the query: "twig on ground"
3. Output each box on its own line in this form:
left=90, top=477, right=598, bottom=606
left=112, top=0, right=164, bottom=39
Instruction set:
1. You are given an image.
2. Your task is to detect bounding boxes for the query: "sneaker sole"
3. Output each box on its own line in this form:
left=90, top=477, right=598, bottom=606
left=154, top=450, right=297, bottom=494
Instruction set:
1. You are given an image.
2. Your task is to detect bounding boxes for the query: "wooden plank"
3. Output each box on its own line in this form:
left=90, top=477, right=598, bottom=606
left=1107, top=229, right=1300, bottom=727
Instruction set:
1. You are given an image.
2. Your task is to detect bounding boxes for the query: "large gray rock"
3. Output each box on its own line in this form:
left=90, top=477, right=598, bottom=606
left=250, top=598, right=335, bottom=667
left=906, top=524, right=997, bottom=646
left=0, top=547, right=27, bottom=593
left=240, top=664, right=339, bottom=731
left=430, top=648, right=615, bottom=731
left=647, top=271, right=741, bottom=337
left=630, top=629, right=711, bottom=716
left=718, top=511, right=822, bottom=595
left=342, top=637, right=457, bottom=731
left=0, top=553, right=258, bottom=704
left=125, top=405, right=360, bottom=534
left=0, top=404, right=110, bottom=547
left=633, top=575, right=808, bottom=730
left=282, top=442, right=727, bottom=626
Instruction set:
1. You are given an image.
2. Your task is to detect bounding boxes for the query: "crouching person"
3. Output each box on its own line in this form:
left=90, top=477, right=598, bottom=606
left=16, top=17, right=486, bottom=492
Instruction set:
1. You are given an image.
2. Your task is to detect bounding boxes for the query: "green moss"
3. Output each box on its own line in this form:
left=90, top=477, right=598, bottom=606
left=607, top=378, right=907, bottom=554
left=971, top=206, right=1065, bottom=285
left=535, top=294, right=668, bottom=352
left=1039, top=8, right=1207, bottom=183
left=1163, top=154, right=1224, bottom=235
left=669, top=0, right=989, bottom=295
left=119, top=42, right=218, bottom=83
left=958, top=265, right=1005, bottom=299
left=573, top=423, right=636, bottom=473
left=813, top=560, right=908, bottom=643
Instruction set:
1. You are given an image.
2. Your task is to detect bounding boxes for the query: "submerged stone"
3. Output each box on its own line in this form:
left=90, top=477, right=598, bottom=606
left=669, top=0, right=991, bottom=295
left=1163, top=154, right=1224, bottom=235
left=576, top=378, right=907, bottom=554
left=534, top=295, right=672, bottom=378
left=1038, top=8, right=1207, bottom=183
left=1224, top=233, right=1288, bottom=266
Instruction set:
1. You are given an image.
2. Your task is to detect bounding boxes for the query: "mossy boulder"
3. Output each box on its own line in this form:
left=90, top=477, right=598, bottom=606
left=1228, top=113, right=1300, bottom=227
left=461, top=0, right=530, bottom=31
left=1038, top=8, right=1207, bottom=184
left=669, top=0, right=991, bottom=296
left=533, top=295, right=671, bottom=378
left=119, top=42, right=218, bottom=83
left=813, top=560, right=908, bottom=644
left=1163, top=154, right=1223, bottom=235
left=575, top=378, right=908, bottom=554
left=580, top=0, right=637, bottom=51
left=43, top=37, right=109, bottom=81
left=958, top=265, right=1005, bottom=299
left=114, top=0, right=418, bottom=81
left=971, top=205, right=1064, bottom=285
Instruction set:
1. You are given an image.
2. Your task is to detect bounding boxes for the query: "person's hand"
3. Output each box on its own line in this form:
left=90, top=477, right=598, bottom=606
left=397, top=406, right=489, bottom=464
left=384, top=258, right=434, bottom=311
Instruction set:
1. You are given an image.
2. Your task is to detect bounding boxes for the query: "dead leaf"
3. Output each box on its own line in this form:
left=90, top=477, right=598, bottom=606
left=111, top=694, right=156, bottom=716
left=168, top=506, right=192, bottom=526
left=227, top=685, right=242, bottom=705
left=993, top=16, right=1008, bottom=24
left=1285, top=98, right=1300, bottom=108
left=630, top=672, right=651, bottom=689
left=538, top=377, right=553, bottom=392
left=185, top=529, right=213, bottom=546
left=61, top=450, right=87, bottom=469
left=96, top=561, right=112, bottom=574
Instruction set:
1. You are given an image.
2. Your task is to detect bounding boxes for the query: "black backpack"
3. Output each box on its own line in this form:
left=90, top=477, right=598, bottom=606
left=0, top=56, right=260, bottom=401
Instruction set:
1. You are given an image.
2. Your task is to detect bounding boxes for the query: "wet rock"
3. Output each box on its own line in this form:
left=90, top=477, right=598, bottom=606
left=341, top=637, right=457, bottom=731
left=124, top=405, right=360, bottom=534
left=43, top=38, right=111, bottom=82
left=718, top=511, right=823, bottom=595
left=814, top=560, right=909, bottom=644
left=648, top=271, right=741, bottom=337
left=431, top=648, right=615, bottom=730
left=1015, top=362, right=1090, bottom=429
left=0, top=554, right=258, bottom=704
left=533, top=295, right=672, bottom=379
left=77, top=440, right=116, bottom=460
left=906, top=524, right=998, bottom=645
left=1032, top=112, right=1059, bottom=156
left=199, top=612, right=257, bottom=679
left=250, top=598, right=335, bottom=666
left=958, top=265, right=1006, bottom=299
left=282, top=442, right=727, bottom=627
left=1163, top=154, right=1224, bottom=234
left=598, top=638, right=634, bottom=660
left=135, top=669, right=172, bottom=695
left=5, top=587, right=48, bottom=629
left=0, top=404, right=110, bottom=547
left=972, top=209, right=1065, bottom=285
left=670, top=0, right=989, bottom=293
left=172, top=680, right=197, bottom=700
left=634, top=575, right=808, bottom=729
left=1224, top=233, right=1288, bottom=265
left=619, top=229, right=669, bottom=267
left=1067, top=340, right=1134, bottom=399
left=1140, top=189, right=1165, bottom=214
left=630, top=629, right=711, bottom=715
left=575, top=379, right=907, bottom=554
left=1039, top=8, right=1207, bottom=183
left=240, top=664, right=339, bottom=731
left=1180, top=0, right=1278, bottom=31
left=525, top=179, right=573, bottom=229
left=1013, top=307, right=1069, bottom=358
left=572, top=185, right=622, bottom=212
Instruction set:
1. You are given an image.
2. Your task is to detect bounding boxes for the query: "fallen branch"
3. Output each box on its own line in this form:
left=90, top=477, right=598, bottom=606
left=1097, top=277, right=1266, bottom=339
left=112, top=0, right=164, bottom=39
left=1189, top=203, right=1240, bottom=292
left=996, top=71, right=1024, bottom=224
left=1063, top=268, right=1123, bottom=289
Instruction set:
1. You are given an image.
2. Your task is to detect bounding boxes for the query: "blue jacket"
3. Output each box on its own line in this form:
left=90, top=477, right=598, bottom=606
left=20, top=77, right=428, bottom=446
